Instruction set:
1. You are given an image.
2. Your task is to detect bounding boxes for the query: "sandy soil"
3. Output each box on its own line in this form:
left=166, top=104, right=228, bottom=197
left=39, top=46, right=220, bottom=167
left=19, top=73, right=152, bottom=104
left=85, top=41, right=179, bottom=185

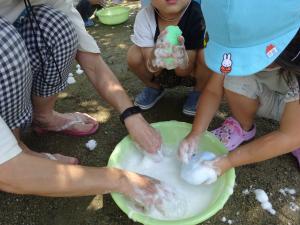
left=1, top=2, right=299, bottom=225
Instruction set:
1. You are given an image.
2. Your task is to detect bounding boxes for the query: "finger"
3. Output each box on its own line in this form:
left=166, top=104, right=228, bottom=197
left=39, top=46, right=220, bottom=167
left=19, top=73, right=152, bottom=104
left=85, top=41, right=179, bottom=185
left=179, top=146, right=189, bottom=163
left=158, top=30, right=167, bottom=40
left=155, top=201, right=166, bottom=216
left=178, top=35, right=185, bottom=45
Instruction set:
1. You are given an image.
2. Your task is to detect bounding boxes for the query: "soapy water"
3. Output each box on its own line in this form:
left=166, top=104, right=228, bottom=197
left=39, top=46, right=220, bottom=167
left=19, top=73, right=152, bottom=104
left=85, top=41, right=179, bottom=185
left=131, top=181, right=188, bottom=219
left=117, top=144, right=221, bottom=220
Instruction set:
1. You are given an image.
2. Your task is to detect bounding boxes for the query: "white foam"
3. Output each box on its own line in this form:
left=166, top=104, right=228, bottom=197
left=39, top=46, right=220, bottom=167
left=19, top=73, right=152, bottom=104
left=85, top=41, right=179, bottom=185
left=242, top=189, right=250, bottom=195
left=254, top=189, right=276, bottom=215
left=119, top=145, right=220, bottom=220
left=85, top=139, right=97, bottom=151
left=67, top=76, right=76, bottom=84
left=180, top=152, right=218, bottom=185
left=279, top=188, right=296, bottom=196
left=221, top=216, right=227, bottom=222
left=76, top=68, right=84, bottom=75
left=289, top=202, right=300, bottom=212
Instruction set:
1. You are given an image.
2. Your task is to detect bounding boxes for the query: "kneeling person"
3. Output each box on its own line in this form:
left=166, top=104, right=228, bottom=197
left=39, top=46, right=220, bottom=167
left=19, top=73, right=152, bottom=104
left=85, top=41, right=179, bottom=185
left=127, top=0, right=210, bottom=116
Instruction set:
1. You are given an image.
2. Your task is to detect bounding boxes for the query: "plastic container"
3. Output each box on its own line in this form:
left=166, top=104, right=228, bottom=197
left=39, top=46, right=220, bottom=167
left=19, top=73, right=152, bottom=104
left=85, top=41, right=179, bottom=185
left=108, top=121, right=236, bottom=225
left=95, top=6, right=130, bottom=25
left=162, top=26, right=182, bottom=69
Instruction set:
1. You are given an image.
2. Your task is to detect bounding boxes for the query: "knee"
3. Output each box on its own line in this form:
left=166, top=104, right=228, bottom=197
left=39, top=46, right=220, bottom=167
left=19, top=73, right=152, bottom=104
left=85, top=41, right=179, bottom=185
left=127, top=45, right=144, bottom=69
left=34, top=5, right=78, bottom=53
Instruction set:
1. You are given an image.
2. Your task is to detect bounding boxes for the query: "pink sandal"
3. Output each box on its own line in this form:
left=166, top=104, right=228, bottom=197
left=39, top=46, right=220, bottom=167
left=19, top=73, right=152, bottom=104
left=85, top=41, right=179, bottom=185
left=292, top=148, right=300, bottom=168
left=211, top=117, right=256, bottom=151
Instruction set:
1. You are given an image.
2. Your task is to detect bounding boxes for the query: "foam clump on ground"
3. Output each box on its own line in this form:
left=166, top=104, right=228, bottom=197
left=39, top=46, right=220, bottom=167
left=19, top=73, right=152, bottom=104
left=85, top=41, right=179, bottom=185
left=85, top=139, right=97, bottom=151
left=254, top=189, right=276, bottom=215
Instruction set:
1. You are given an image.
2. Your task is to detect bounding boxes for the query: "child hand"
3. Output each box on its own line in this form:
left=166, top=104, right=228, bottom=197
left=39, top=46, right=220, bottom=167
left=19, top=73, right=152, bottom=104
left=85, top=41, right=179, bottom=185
left=152, top=30, right=172, bottom=66
left=152, top=32, right=188, bottom=70
left=178, top=134, right=200, bottom=164
left=172, top=36, right=189, bottom=69
left=180, top=152, right=222, bottom=185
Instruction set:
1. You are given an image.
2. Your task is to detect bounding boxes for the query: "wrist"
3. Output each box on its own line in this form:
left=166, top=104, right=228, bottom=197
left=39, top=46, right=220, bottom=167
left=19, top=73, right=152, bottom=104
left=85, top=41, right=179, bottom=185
left=120, top=106, right=142, bottom=124
left=214, top=155, right=233, bottom=175
left=187, top=130, right=203, bottom=140
left=123, top=113, right=143, bottom=129
left=105, top=168, right=126, bottom=193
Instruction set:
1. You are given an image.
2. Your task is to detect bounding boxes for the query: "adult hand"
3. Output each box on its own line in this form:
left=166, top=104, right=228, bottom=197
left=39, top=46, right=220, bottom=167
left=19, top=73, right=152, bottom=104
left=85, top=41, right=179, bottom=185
left=124, top=114, right=162, bottom=154
left=122, top=171, right=186, bottom=217
left=178, top=133, right=200, bottom=164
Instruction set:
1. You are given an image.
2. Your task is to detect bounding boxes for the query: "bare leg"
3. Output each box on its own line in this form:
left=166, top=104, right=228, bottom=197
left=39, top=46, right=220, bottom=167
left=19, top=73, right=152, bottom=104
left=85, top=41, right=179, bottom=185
left=193, top=50, right=211, bottom=92
left=127, top=45, right=161, bottom=89
left=225, top=89, right=259, bottom=131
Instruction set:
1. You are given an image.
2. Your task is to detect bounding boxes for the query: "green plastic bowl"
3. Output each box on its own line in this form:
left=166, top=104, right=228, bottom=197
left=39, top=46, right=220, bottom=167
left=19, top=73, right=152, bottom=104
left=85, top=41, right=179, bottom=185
left=107, top=121, right=235, bottom=225
left=96, top=6, right=130, bottom=25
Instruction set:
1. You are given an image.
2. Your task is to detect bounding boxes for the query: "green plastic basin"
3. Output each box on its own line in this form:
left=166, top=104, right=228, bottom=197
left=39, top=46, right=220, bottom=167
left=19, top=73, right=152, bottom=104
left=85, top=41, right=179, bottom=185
left=96, top=6, right=130, bottom=25
left=107, top=121, right=235, bottom=225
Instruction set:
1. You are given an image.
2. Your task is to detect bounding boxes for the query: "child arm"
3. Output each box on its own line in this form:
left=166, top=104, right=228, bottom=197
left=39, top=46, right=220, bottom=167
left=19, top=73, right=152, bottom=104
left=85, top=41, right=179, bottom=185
left=178, top=73, right=224, bottom=162
left=191, top=73, right=225, bottom=135
left=216, top=100, right=300, bottom=173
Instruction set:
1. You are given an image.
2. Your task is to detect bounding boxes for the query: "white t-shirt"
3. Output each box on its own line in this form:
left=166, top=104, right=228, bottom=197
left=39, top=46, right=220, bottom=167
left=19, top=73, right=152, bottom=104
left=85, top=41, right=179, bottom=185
left=130, top=5, right=156, bottom=48
left=0, top=0, right=100, bottom=53
left=0, top=117, right=22, bottom=165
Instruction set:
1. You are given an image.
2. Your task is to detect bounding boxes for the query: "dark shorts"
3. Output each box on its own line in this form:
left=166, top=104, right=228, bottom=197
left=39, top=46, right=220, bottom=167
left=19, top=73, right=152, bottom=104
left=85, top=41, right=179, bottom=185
left=152, top=70, right=196, bottom=88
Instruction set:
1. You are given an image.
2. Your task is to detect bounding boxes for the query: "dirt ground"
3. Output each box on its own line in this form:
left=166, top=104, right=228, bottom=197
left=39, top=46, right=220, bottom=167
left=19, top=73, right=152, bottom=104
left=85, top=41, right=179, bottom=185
left=1, top=2, right=299, bottom=225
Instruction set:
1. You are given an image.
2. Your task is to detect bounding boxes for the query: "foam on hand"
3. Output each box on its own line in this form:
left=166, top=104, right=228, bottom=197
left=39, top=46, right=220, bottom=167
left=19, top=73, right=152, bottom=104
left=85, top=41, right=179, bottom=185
left=180, top=152, right=218, bottom=185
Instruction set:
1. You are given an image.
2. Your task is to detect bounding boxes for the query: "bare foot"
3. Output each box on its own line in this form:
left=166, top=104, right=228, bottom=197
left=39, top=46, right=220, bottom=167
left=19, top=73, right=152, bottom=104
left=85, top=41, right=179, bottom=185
left=33, top=111, right=98, bottom=136
left=19, top=142, right=79, bottom=165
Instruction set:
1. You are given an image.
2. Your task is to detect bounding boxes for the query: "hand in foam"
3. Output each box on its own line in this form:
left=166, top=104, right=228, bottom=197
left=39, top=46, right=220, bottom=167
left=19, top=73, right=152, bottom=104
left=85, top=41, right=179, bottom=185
left=178, top=135, right=199, bottom=164
left=152, top=27, right=188, bottom=70
left=180, top=152, right=221, bottom=185
left=128, top=174, right=186, bottom=218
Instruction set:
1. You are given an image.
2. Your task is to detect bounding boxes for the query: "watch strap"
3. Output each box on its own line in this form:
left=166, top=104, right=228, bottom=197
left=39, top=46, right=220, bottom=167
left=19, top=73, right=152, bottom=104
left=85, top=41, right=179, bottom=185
left=120, top=106, right=142, bottom=124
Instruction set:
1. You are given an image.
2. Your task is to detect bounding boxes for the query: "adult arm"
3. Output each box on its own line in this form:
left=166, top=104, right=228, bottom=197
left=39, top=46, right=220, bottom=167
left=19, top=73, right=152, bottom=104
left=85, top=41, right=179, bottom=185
left=76, top=52, right=161, bottom=154
left=0, top=116, right=155, bottom=197
left=0, top=152, right=152, bottom=198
